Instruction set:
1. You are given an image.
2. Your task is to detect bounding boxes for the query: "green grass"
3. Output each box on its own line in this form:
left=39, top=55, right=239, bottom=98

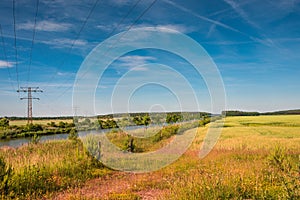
left=163, top=115, right=300, bottom=199
left=1, top=115, right=299, bottom=199
left=0, top=140, right=110, bottom=199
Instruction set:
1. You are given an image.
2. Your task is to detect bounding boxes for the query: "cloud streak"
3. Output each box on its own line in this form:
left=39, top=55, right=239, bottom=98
left=39, top=38, right=88, bottom=48
left=162, top=0, right=243, bottom=34
left=18, top=20, right=72, bottom=32
left=118, top=55, right=156, bottom=68
left=163, top=0, right=276, bottom=47
left=223, top=0, right=259, bottom=29
left=0, top=60, right=14, bottom=68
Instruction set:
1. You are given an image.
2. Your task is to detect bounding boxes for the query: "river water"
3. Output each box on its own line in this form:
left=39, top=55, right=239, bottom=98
left=0, top=125, right=150, bottom=148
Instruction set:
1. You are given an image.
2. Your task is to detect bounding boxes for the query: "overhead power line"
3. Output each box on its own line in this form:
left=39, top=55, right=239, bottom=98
left=27, top=0, right=40, bottom=86
left=52, top=0, right=158, bottom=101
left=0, top=24, right=16, bottom=91
left=106, top=0, right=143, bottom=37
left=46, top=0, right=102, bottom=86
left=12, top=0, right=20, bottom=90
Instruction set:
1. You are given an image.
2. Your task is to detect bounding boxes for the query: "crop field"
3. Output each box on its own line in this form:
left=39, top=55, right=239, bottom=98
left=9, top=119, right=73, bottom=126
left=0, top=115, right=299, bottom=199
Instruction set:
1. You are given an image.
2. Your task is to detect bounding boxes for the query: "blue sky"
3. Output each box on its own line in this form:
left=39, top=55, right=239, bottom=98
left=0, top=0, right=300, bottom=117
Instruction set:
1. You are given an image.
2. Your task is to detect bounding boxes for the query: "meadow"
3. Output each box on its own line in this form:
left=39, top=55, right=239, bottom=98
left=9, top=119, right=73, bottom=126
left=0, top=115, right=299, bottom=199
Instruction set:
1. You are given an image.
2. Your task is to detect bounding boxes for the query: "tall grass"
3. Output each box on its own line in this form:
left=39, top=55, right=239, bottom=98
left=164, top=116, right=300, bottom=199
left=0, top=140, right=108, bottom=199
left=1, top=116, right=299, bottom=199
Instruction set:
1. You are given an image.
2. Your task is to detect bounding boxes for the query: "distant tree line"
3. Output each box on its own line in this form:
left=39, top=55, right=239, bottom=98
left=262, top=109, right=300, bottom=115
left=222, top=109, right=300, bottom=116
left=222, top=110, right=260, bottom=116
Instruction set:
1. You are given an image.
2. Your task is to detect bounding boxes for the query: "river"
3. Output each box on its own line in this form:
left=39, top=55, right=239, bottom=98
left=0, top=125, right=152, bottom=148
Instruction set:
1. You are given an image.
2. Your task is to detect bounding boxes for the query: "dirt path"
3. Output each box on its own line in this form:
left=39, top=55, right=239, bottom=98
left=50, top=172, right=169, bottom=200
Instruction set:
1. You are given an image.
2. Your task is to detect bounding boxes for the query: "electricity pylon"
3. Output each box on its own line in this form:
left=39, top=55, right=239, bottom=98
left=17, top=87, right=43, bottom=124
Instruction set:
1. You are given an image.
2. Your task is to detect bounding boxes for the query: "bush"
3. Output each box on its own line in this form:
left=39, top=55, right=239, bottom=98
left=68, top=129, right=78, bottom=141
left=30, top=133, right=40, bottom=144
left=0, top=118, right=9, bottom=128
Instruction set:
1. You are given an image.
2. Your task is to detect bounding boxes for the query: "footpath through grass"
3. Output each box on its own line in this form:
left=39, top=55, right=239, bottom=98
left=0, top=115, right=299, bottom=199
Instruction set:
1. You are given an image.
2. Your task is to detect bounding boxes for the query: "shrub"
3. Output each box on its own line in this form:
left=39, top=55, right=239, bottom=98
left=68, top=129, right=78, bottom=141
left=30, top=133, right=40, bottom=144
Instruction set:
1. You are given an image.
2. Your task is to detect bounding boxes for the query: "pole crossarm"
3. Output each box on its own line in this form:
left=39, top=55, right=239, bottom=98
left=17, top=86, right=43, bottom=124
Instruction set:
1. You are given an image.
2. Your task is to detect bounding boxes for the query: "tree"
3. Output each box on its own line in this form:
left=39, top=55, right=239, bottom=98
left=142, top=115, right=151, bottom=127
left=0, top=118, right=9, bottom=128
left=25, top=123, right=43, bottom=132
left=166, top=113, right=182, bottom=124
left=68, top=129, right=78, bottom=141
left=58, top=121, right=66, bottom=128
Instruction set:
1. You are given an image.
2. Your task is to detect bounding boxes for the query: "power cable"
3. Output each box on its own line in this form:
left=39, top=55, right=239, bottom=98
left=53, top=0, right=158, bottom=101
left=51, top=0, right=142, bottom=94
left=46, top=0, right=102, bottom=86
left=12, top=0, right=20, bottom=91
left=26, top=0, right=40, bottom=86
left=0, top=24, right=16, bottom=91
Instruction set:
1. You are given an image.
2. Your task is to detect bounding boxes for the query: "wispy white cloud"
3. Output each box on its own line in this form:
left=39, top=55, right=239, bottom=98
left=223, top=0, right=259, bottom=29
left=0, top=60, right=14, bottom=68
left=57, top=71, right=76, bottom=76
left=130, top=66, right=148, bottom=71
left=202, top=40, right=254, bottom=45
left=162, top=0, right=243, bottom=34
left=40, top=38, right=88, bottom=48
left=140, top=24, right=193, bottom=33
left=163, top=0, right=277, bottom=47
left=18, top=20, right=72, bottom=32
left=96, top=24, right=115, bottom=32
left=97, top=23, right=192, bottom=34
left=118, top=55, right=156, bottom=67
left=206, top=23, right=217, bottom=38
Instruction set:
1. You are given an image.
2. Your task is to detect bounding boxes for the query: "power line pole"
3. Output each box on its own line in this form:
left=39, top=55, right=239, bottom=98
left=17, top=87, right=43, bottom=124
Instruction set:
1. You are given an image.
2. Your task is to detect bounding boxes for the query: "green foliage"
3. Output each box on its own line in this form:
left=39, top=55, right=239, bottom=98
left=30, top=133, right=40, bottom=144
left=58, top=121, right=66, bottom=128
left=124, top=137, right=135, bottom=152
left=0, top=140, right=108, bottom=199
left=0, top=118, right=9, bottom=128
left=82, top=135, right=101, bottom=160
left=166, top=113, right=182, bottom=124
left=25, top=123, right=43, bottom=132
left=68, top=129, right=78, bottom=141
left=156, top=125, right=179, bottom=141
left=107, top=124, right=181, bottom=152
left=222, top=110, right=260, bottom=116
left=99, top=119, right=118, bottom=129
left=47, top=121, right=57, bottom=127
left=0, top=121, right=76, bottom=140
left=199, top=117, right=211, bottom=126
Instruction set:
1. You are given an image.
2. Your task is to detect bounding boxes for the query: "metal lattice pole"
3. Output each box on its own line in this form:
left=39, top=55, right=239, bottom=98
left=17, top=87, right=43, bottom=124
